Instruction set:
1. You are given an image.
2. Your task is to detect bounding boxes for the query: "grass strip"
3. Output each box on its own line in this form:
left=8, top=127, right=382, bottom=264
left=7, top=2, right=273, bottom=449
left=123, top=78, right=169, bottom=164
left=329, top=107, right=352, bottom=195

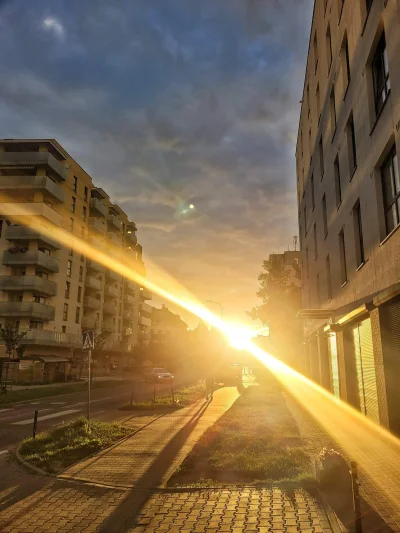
left=119, top=381, right=206, bottom=411
left=19, top=417, right=131, bottom=473
left=0, top=379, right=125, bottom=406
left=169, top=379, right=315, bottom=487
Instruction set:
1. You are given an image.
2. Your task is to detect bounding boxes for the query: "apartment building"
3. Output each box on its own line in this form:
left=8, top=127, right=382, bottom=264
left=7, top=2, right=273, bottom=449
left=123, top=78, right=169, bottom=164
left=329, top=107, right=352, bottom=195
left=269, top=250, right=301, bottom=285
left=0, top=139, right=151, bottom=379
left=150, top=305, right=188, bottom=344
left=296, top=0, right=400, bottom=435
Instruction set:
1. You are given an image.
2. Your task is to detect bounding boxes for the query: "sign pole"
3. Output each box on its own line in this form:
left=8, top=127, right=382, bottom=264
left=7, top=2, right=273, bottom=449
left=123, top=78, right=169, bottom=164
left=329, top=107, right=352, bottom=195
left=82, top=330, right=95, bottom=432
left=87, top=349, right=92, bottom=425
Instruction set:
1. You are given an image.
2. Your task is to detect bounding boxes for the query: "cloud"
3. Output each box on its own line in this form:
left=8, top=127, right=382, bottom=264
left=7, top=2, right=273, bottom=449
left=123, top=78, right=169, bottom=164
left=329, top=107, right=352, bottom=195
left=42, top=16, right=65, bottom=40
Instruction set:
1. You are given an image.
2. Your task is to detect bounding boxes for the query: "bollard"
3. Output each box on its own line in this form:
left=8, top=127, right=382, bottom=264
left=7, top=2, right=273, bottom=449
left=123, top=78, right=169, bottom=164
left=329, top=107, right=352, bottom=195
left=33, top=410, right=38, bottom=439
left=130, top=391, right=135, bottom=407
left=171, top=382, right=175, bottom=405
left=350, top=460, right=362, bottom=533
left=153, top=384, right=156, bottom=403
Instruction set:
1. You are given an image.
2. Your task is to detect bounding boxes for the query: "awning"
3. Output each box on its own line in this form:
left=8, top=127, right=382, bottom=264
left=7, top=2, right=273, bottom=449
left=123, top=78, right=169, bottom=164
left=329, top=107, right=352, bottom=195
left=296, top=309, right=336, bottom=319
left=23, top=356, right=71, bottom=363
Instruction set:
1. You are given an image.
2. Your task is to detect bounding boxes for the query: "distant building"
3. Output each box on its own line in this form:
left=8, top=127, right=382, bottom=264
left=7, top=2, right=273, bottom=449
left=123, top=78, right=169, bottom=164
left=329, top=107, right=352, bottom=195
left=269, top=250, right=301, bottom=286
left=150, top=305, right=188, bottom=343
left=296, top=2, right=400, bottom=435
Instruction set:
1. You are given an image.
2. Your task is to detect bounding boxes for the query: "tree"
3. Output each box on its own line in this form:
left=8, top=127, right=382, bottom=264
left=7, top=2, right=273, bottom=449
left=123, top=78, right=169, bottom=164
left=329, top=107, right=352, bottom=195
left=0, top=325, right=27, bottom=359
left=248, top=255, right=302, bottom=364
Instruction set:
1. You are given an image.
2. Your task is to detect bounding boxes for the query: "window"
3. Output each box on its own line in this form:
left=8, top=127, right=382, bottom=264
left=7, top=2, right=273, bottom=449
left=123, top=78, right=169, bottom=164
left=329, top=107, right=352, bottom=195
left=311, top=174, right=315, bottom=209
left=322, top=194, right=328, bottom=237
left=372, top=34, right=390, bottom=116
left=347, top=114, right=357, bottom=177
left=313, top=223, right=318, bottom=259
left=79, top=265, right=84, bottom=282
left=84, top=186, right=88, bottom=202
left=306, top=247, right=309, bottom=277
left=69, top=248, right=73, bottom=256
left=326, top=26, right=332, bottom=71
left=319, top=138, right=324, bottom=179
left=65, top=281, right=70, bottom=299
left=338, top=0, right=344, bottom=19
left=73, top=176, right=78, bottom=193
left=34, top=296, right=45, bottom=304
left=334, top=156, right=342, bottom=206
left=330, top=87, right=337, bottom=137
left=63, top=303, right=68, bottom=321
left=342, top=37, right=351, bottom=92
left=62, top=325, right=67, bottom=333
left=77, top=286, right=82, bottom=303
left=71, top=196, right=76, bottom=213
left=353, top=200, right=365, bottom=267
left=326, top=255, right=332, bottom=300
left=381, top=147, right=400, bottom=235
left=314, top=33, right=318, bottom=72
left=82, top=206, right=87, bottom=221
left=338, top=229, right=347, bottom=285
left=68, top=218, right=74, bottom=233
left=75, top=307, right=80, bottom=324
left=316, top=85, right=321, bottom=123
left=67, top=260, right=72, bottom=277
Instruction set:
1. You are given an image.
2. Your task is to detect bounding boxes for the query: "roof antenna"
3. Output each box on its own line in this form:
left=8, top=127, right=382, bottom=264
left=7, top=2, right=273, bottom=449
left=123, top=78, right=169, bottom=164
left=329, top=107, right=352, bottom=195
left=293, top=236, right=298, bottom=251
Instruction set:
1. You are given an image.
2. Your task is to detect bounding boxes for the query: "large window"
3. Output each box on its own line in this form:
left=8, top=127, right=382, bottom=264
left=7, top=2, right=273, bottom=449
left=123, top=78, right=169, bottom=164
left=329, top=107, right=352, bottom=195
left=63, top=303, right=68, bottom=321
left=322, top=194, right=328, bottom=237
left=77, top=286, right=82, bottom=303
left=71, top=196, right=76, bottom=213
left=347, top=114, right=357, bottom=177
left=75, top=307, right=81, bottom=324
left=334, top=156, right=342, bottom=206
left=381, top=146, right=400, bottom=235
left=372, top=33, right=390, bottom=116
left=67, top=260, right=72, bottom=277
left=84, top=186, right=88, bottom=202
left=79, top=265, right=84, bottom=282
left=339, top=229, right=348, bottom=285
left=353, top=200, right=365, bottom=267
left=65, top=281, right=70, bottom=299
left=73, top=176, right=78, bottom=193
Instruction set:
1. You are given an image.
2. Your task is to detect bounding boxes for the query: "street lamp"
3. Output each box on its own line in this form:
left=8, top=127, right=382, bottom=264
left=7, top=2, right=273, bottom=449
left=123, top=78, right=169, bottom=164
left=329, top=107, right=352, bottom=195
left=205, top=300, right=223, bottom=320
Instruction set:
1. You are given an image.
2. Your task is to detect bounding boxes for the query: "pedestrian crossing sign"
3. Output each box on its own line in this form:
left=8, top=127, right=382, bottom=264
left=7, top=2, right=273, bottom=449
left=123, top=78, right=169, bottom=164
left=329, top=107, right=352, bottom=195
left=82, top=330, right=95, bottom=351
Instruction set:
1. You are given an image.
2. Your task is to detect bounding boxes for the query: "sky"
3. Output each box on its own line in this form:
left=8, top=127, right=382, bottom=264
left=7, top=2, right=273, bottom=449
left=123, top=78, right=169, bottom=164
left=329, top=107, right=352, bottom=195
left=0, top=0, right=313, bottom=328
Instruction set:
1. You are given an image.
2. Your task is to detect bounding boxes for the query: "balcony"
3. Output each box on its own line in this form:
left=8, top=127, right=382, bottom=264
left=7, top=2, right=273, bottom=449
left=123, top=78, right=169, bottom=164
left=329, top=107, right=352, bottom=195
left=103, top=302, right=118, bottom=316
left=124, top=327, right=133, bottom=336
left=4, top=225, right=60, bottom=249
left=106, top=269, right=120, bottom=282
left=85, top=275, right=102, bottom=292
left=124, top=294, right=134, bottom=305
left=139, top=315, right=152, bottom=327
left=83, top=295, right=101, bottom=310
left=0, top=202, right=62, bottom=226
left=88, top=217, right=106, bottom=235
left=0, top=276, right=57, bottom=296
left=107, top=232, right=122, bottom=246
left=125, top=232, right=137, bottom=245
left=0, top=176, right=65, bottom=203
left=140, top=287, right=152, bottom=301
left=86, top=259, right=104, bottom=274
left=102, top=320, right=117, bottom=334
left=140, top=302, right=152, bottom=315
left=125, top=279, right=136, bottom=293
left=21, top=330, right=82, bottom=348
left=0, top=301, right=55, bottom=321
left=89, top=197, right=108, bottom=218
left=139, top=329, right=151, bottom=341
left=123, top=311, right=133, bottom=322
left=82, top=316, right=97, bottom=330
left=0, top=151, right=68, bottom=181
left=107, top=214, right=122, bottom=232
left=104, top=285, right=119, bottom=298
left=3, top=250, right=59, bottom=273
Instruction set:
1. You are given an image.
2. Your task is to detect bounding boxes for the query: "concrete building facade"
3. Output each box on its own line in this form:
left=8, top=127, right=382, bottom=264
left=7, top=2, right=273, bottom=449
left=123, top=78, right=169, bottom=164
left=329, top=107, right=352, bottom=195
left=0, top=139, right=151, bottom=379
left=296, top=1, right=400, bottom=434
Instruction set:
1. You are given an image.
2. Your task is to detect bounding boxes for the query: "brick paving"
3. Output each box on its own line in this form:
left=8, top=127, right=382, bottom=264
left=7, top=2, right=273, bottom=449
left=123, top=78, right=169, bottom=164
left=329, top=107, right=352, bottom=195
left=284, top=393, right=400, bottom=533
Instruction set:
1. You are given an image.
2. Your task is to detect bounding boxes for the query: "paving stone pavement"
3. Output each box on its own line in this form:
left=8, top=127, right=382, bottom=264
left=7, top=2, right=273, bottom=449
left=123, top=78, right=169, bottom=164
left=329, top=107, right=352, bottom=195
left=284, top=393, right=400, bottom=533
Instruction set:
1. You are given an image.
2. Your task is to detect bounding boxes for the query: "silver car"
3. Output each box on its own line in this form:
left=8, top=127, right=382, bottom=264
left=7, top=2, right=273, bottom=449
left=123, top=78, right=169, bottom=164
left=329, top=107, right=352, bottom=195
left=144, top=368, right=174, bottom=383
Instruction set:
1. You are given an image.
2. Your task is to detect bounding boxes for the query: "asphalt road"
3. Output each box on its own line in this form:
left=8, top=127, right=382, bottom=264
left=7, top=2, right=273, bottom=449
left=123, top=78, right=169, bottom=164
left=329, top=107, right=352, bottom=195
left=0, top=375, right=190, bottom=452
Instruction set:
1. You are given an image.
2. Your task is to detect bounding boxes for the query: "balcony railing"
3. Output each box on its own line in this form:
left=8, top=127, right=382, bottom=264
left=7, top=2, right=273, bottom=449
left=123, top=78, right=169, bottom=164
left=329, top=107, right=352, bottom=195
left=107, top=232, right=122, bottom=246
left=140, top=302, right=152, bottom=315
left=106, top=269, right=120, bottom=282
left=0, top=202, right=62, bottom=226
left=4, top=225, right=60, bottom=249
left=21, top=329, right=82, bottom=348
left=82, top=316, right=97, bottom=330
left=107, top=214, right=122, bottom=232
left=104, top=285, right=119, bottom=298
left=0, top=275, right=57, bottom=296
left=86, top=259, right=105, bottom=274
left=89, top=197, right=107, bottom=218
left=102, top=320, right=117, bottom=333
left=0, top=301, right=55, bottom=321
left=0, top=151, right=68, bottom=181
left=139, top=315, right=152, bottom=327
left=85, top=275, right=102, bottom=292
left=83, top=295, right=101, bottom=310
left=124, top=294, right=134, bottom=305
left=88, top=217, right=107, bottom=235
left=0, top=176, right=65, bottom=203
left=103, top=302, right=118, bottom=316
left=125, top=279, right=136, bottom=293
left=2, top=250, right=59, bottom=273
left=125, top=232, right=138, bottom=245
left=123, top=311, right=133, bottom=321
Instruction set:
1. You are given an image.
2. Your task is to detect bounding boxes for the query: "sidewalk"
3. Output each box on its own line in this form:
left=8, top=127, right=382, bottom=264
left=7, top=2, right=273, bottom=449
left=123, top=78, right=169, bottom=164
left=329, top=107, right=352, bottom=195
left=0, top=385, right=335, bottom=533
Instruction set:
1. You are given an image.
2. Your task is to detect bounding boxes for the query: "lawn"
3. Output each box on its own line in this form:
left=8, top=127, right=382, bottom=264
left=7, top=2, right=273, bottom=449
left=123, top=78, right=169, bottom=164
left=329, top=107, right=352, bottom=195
left=0, top=379, right=125, bottom=406
left=169, top=378, right=314, bottom=487
left=119, top=381, right=206, bottom=411
left=19, top=417, right=131, bottom=473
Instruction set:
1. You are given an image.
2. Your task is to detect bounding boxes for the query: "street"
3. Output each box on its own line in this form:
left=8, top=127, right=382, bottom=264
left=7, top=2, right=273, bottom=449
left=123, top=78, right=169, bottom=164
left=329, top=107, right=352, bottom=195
left=0, top=375, right=187, bottom=452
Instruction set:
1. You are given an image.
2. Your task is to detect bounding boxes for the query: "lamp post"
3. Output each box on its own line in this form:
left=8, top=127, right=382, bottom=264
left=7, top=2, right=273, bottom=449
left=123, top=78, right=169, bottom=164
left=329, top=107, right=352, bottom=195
left=205, top=300, right=223, bottom=320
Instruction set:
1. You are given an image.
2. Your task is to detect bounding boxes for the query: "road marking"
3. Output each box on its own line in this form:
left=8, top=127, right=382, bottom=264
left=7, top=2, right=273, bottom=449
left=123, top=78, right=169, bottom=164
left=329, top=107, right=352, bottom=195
left=30, top=402, right=40, bottom=405
left=92, top=410, right=105, bottom=416
left=66, top=394, right=124, bottom=408
left=12, top=409, right=82, bottom=425
left=0, top=450, right=8, bottom=455
left=50, top=402, right=67, bottom=405
left=0, top=409, right=12, bottom=413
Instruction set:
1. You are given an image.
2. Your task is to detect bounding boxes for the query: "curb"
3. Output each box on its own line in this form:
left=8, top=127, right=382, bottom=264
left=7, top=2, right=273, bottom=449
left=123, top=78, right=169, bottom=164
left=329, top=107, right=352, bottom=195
left=15, top=445, right=54, bottom=477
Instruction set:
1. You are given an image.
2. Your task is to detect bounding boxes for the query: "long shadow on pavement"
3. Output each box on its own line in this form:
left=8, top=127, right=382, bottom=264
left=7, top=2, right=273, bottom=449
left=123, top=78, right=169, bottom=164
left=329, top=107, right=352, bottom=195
left=98, top=399, right=211, bottom=533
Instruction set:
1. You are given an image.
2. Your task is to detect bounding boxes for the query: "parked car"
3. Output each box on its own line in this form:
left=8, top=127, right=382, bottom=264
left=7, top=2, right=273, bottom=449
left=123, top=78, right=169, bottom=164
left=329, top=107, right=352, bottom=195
left=144, top=368, right=174, bottom=383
